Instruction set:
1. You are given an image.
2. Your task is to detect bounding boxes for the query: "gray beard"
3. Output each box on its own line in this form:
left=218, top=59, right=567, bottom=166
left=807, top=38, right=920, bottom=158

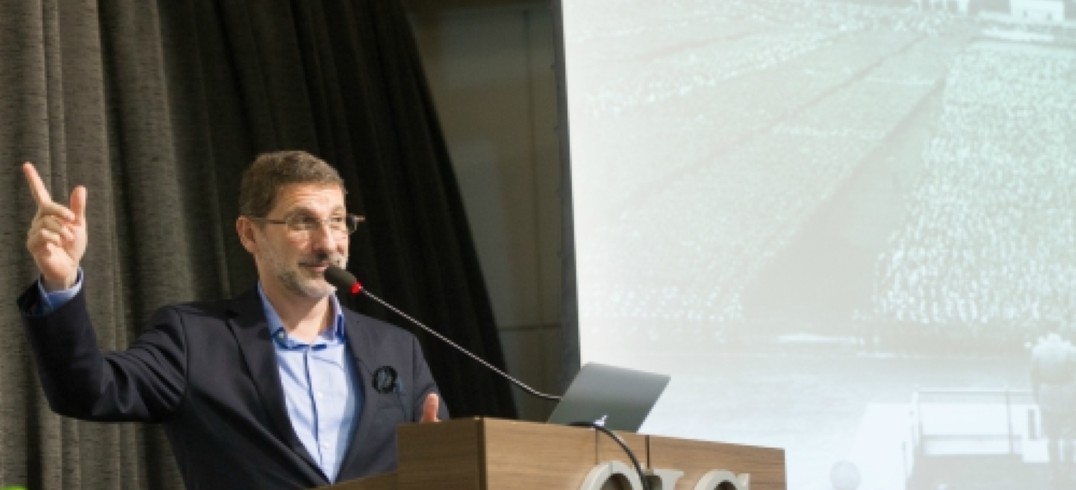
left=279, top=269, right=331, bottom=299
left=279, top=254, right=348, bottom=298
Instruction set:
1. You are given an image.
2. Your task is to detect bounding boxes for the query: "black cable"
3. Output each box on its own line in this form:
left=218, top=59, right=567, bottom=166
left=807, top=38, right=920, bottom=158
left=569, top=422, right=651, bottom=490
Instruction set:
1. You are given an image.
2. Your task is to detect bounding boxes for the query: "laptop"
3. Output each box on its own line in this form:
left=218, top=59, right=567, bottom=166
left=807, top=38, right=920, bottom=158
left=547, top=362, right=671, bottom=432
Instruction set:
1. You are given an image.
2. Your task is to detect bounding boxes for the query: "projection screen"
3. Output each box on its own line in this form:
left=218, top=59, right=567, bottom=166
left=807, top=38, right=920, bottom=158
left=557, top=1, right=1076, bottom=488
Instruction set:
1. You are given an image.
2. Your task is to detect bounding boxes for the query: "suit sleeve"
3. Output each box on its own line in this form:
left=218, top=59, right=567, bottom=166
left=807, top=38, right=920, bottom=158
left=408, top=336, right=449, bottom=421
left=18, top=285, right=187, bottom=422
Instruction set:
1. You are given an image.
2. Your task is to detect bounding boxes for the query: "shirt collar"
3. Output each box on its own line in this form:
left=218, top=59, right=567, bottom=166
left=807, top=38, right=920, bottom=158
left=256, top=282, right=346, bottom=348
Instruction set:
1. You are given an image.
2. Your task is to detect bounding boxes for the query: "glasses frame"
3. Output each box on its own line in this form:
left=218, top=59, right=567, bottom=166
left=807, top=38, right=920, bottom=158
left=248, top=213, right=365, bottom=235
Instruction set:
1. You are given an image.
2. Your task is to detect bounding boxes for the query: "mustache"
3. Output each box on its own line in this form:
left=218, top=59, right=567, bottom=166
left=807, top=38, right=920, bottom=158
left=298, top=252, right=346, bottom=268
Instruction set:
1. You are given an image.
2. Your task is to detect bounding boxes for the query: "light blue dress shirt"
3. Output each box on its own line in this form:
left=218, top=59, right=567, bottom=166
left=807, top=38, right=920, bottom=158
left=256, top=284, right=361, bottom=483
left=36, top=272, right=362, bottom=482
left=36, top=270, right=81, bottom=312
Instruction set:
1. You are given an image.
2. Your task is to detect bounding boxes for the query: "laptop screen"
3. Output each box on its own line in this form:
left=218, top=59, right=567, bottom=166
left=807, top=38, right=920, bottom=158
left=547, top=362, right=670, bottom=432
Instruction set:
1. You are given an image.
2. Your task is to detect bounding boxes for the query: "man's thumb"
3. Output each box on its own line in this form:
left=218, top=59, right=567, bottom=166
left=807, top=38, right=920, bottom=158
left=421, top=393, right=440, bottom=422
left=69, top=185, right=88, bottom=222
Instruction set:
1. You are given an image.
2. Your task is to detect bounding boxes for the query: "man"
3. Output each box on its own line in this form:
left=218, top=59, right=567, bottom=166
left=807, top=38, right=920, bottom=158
left=18, top=151, right=446, bottom=489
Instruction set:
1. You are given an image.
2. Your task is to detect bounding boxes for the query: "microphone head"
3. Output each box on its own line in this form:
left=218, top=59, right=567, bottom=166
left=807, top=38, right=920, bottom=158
left=324, top=265, right=362, bottom=295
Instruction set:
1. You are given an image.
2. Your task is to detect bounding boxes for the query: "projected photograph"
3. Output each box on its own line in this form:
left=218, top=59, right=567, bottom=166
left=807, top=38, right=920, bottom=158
left=561, top=1, right=1076, bottom=488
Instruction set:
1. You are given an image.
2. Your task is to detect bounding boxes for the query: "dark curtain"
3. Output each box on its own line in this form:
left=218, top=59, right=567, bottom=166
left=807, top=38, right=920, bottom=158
left=0, top=1, right=515, bottom=488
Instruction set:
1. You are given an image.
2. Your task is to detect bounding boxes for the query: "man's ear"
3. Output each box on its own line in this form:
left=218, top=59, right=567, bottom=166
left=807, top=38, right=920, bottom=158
left=236, top=217, right=259, bottom=254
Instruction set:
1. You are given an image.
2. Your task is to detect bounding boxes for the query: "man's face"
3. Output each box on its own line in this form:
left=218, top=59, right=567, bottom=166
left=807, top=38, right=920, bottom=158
left=246, top=183, right=350, bottom=300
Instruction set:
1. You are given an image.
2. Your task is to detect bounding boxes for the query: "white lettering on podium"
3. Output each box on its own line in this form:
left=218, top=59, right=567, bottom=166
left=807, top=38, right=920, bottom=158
left=578, top=462, right=749, bottom=490
left=579, top=460, right=641, bottom=490
left=693, top=469, right=749, bottom=490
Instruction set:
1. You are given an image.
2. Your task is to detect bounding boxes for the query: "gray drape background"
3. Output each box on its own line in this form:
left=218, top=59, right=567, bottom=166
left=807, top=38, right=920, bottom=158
left=0, top=1, right=515, bottom=488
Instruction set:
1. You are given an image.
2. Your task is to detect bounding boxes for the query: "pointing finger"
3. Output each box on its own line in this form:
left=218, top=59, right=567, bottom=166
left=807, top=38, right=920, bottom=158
left=22, top=162, right=53, bottom=206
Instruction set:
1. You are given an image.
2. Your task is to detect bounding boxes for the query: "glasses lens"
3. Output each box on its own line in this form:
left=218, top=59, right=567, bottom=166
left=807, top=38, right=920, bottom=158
left=286, top=215, right=319, bottom=232
left=276, top=214, right=363, bottom=235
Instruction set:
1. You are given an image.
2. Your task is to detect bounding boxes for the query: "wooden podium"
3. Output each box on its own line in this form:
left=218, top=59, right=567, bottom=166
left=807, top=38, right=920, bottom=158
left=324, top=418, right=785, bottom=490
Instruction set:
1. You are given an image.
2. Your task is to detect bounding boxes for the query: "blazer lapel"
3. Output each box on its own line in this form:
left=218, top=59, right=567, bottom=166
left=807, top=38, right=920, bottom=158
left=345, top=312, right=380, bottom=435
left=226, top=288, right=321, bottom=473
left=338, top=311, right=404, bottom=473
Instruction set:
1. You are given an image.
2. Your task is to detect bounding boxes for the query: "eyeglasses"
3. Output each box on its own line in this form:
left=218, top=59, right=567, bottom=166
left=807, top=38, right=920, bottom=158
left=249, top=213, right=365, bottom=235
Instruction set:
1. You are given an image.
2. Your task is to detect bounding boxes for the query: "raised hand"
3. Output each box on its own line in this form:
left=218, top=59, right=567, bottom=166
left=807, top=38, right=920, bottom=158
left=23, top=163, right=88, bottom=291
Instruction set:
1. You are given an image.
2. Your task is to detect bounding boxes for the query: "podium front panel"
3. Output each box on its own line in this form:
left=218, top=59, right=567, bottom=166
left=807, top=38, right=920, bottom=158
left=330, top=418, right=785, bottom=490
left=397, top=418, right=599, bottom=490
left=648, top=437, right=786, bottom=490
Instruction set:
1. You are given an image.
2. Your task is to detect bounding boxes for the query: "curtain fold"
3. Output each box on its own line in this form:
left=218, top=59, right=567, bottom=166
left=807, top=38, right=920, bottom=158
left=0, top=1, right=515, bottom=488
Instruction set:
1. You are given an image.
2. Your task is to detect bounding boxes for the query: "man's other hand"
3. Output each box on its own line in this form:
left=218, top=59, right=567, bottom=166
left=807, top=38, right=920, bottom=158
left=421, top=393, right=441, bottom=423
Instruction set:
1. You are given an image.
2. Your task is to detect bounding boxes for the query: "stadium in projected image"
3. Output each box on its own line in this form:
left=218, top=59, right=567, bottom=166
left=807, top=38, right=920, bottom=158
left=560, top=1, right=1076, bottom=488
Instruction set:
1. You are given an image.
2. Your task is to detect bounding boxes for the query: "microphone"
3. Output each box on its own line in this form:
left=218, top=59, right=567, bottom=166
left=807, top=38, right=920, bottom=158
left=323, top=265, right=560, bottom=401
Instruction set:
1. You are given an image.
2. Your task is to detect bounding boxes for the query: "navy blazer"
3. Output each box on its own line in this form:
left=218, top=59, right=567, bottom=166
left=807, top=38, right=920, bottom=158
left=18, top=285, right=448, bottom=489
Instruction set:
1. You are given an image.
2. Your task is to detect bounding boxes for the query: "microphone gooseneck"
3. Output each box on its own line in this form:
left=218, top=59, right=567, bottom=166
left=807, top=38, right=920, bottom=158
left=324, top=265, right=561, bottom=402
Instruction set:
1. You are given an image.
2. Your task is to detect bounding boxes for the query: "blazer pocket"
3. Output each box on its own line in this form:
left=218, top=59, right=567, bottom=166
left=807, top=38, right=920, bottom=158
left=373, top=395, right=410, bottom=425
